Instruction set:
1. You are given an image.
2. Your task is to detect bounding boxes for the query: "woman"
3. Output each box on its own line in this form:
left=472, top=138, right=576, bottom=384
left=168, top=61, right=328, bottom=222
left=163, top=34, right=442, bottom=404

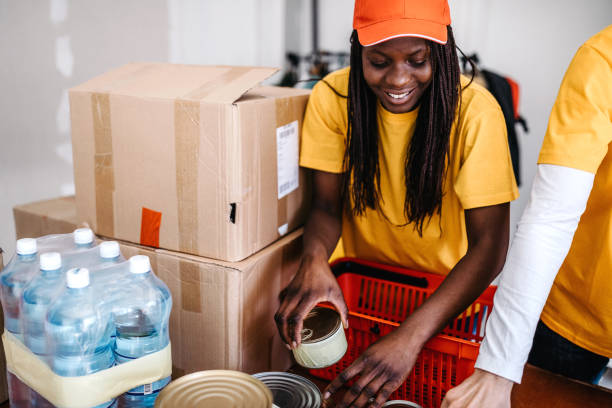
left=441, top=24, right=612, bottom=408
left=275, top=1, right=519, bottom=407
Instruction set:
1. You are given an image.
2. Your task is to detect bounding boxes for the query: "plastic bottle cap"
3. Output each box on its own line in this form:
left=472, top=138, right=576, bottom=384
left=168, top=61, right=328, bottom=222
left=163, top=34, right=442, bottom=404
left=16, top=238, right=37, bottom=255
left=66, top=268, right=90, bottom=289
left=73, top=228, right=94, bottom=245
left=99, top=241, right=120, bottom=259
left=129, top=255, right=151, bottom=274
left=40, top=252, right=62, bottom=271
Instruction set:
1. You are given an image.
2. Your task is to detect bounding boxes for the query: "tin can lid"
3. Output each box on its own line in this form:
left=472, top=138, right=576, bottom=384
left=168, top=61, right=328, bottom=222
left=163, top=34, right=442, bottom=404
left=382, top=401, right=424, bottom=408
left=154, top=370, right=273, bottom=408
left=301, top=306, right=342, bottom=344
left=252, top=372, right=321, bottom=408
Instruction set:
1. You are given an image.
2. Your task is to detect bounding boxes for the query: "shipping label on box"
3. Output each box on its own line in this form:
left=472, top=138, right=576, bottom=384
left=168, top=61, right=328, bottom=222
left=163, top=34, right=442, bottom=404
left=70, top=64, right=311, bottom=262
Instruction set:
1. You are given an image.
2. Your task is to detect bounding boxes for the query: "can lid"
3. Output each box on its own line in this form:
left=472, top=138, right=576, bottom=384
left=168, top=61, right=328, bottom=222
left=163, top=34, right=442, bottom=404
left=155, top=370, right=273, bottom=408
left=73, top=228, right=94, bottom=245
left=252, top=372, right=321, bottom=408
left=382, top=401, right=424, bottom=408
left=16, top=238, right=37, bottom=255
left=301, top=306, right=342, bottom=344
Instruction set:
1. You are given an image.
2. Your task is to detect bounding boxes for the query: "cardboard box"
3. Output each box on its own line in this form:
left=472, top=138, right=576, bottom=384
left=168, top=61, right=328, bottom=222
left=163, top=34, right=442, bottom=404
left=70, top=63, right=311, bottom=262
left=13, top=196, right=79, bottom=240
left=13, top=196, right=302, bottom=376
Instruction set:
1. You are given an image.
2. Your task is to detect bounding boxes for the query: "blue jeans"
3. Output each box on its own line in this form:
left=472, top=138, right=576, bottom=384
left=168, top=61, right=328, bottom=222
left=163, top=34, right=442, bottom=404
left=527, top=320, right=609, bottom=384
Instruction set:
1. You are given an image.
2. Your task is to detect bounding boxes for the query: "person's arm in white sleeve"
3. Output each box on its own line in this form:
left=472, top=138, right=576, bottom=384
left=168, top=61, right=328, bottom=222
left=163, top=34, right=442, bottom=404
left=441, top=163, right=594, bottom=408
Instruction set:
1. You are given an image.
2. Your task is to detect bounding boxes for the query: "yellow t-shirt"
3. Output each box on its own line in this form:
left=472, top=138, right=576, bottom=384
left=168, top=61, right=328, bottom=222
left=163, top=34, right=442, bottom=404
left=539, top=25, right=612, bottom=357
left=300, top=67, right=519, bottom=275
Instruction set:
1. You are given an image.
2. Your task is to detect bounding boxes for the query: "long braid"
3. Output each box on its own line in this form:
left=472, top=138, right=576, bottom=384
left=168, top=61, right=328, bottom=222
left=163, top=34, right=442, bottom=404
left=341, top=27, right=462, bottom=235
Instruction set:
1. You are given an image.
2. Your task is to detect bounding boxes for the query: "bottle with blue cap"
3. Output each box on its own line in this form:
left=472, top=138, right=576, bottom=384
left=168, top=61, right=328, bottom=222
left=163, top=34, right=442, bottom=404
left=0, top=238, right=39, bottom=407
left=113, top=255, right=172, bottom=407
left=46, top=267, right=117, bottom=408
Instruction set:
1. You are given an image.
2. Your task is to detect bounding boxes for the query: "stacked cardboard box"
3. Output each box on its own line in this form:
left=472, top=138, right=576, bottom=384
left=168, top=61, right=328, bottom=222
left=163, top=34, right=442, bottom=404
left=69, top=63, right=311, bottom=262
left=14, top=196, right=303, bottom=375
left=9, top=63, right=313, bottom=381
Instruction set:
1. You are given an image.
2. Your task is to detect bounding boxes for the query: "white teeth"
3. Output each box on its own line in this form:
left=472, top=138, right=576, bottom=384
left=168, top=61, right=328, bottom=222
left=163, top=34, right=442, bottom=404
left=386, top=91, right=409, bottom=99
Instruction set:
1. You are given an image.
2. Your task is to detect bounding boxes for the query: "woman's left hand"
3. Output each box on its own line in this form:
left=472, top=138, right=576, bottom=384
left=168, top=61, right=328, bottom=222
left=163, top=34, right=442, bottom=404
left=322, top=328, right=419, bottom=407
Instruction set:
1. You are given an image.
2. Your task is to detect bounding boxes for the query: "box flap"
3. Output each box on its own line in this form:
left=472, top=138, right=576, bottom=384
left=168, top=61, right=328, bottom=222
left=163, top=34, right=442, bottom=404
left=185, top=66, right=279, bottom=104
left=70, top=63, right=279, bottom=104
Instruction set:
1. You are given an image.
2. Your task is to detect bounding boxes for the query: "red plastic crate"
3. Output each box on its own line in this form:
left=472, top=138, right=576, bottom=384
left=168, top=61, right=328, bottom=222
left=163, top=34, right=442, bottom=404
left=309, top=258, right=497, bottom=408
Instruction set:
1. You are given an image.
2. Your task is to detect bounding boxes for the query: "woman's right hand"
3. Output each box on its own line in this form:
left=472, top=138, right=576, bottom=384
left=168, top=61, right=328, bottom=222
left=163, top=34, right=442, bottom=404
left=275, top=253, right=349, bottom=349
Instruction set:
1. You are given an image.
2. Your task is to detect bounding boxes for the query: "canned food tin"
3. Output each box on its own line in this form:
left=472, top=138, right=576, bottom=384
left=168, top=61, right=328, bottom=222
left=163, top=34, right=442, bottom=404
left=382, top=401, right=424, bottom=408
left=293, top=306, right=348, bottom=369
left=154, top=370, right=273, bottom=408
left=253, top=372, right=321, bottom=408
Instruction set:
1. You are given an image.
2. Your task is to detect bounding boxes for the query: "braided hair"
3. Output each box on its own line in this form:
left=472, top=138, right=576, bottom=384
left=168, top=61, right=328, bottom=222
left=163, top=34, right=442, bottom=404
left=342, top=26, right=462, bottom=235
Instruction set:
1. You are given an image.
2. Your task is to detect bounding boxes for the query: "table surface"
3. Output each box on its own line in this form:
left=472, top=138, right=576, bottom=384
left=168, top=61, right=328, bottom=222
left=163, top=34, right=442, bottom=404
left=290, top=364, right=612, bottom=408
left=2, top=364, right=610, bottom=407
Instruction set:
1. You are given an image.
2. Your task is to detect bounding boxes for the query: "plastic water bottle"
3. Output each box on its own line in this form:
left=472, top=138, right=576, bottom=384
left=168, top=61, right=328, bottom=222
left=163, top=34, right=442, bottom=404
left=46, top=268, right=117, bottom=408
left=113, top=255, right=172, bottom=407
left=0, top=239, right=39, bottom=338
left=22, top=252, right=65, bottom=408
left=97, top=241, right=124, bottom=268
left=37, top=227, right=95, bottom=254
left=22, top=252, right=66, bottom=355
left=0, top=238, right=39, bottom=407
left=73, top=227, right=96, bottom=250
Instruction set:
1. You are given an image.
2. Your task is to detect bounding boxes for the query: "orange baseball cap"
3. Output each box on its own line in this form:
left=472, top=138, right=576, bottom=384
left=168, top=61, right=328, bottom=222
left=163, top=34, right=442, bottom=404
left=353, top=0, right=451, bottom=46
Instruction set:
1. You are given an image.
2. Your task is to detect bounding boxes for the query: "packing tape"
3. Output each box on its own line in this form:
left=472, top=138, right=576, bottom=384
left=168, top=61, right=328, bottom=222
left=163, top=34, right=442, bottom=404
left=140, top=207, right=162, bottom=247
left=2, top=331, right=172, bottom=408
left=174, top=99, right=200, bottom=255
left=92, top=92, right=115, bottom=238
left=179, top=260, right=202, bottom=313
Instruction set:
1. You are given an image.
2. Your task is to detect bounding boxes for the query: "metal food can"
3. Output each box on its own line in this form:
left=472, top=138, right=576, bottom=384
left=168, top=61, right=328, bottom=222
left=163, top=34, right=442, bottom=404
left=154, top=370, right=273, bottom=408
left=382, top=401, right=424, bottom=408
left=253, top=371, right=322, bottom=408
left=292, top=306, right=348, bottom=369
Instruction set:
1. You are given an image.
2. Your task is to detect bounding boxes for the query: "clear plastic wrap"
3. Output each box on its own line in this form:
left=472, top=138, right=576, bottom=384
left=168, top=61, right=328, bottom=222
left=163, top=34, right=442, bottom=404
left=0, top=230, right=172, bottom=408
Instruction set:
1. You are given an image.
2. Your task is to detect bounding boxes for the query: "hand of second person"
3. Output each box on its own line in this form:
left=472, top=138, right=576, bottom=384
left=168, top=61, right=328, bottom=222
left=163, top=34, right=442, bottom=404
left=440, top=368, right=513, bottom=408
left=274, top=254, right=349, bottom=349
left=322, top=329, right=419, bottom=407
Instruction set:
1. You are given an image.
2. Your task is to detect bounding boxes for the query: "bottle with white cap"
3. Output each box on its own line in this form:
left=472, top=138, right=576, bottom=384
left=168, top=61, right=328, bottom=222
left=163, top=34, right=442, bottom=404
left=0, top=238, right=39, bottom=337
left=113, top=255, right=172, bottom=407
left=22, top=252, right=66, bottom=408
left=22, top=252, right=65, bottom=356
left=0, top=238, right=40, bottom=407
left=46, top=268, right=116, bottom=408
left=36, top=228, right=96, bottom=255
left=73, top=228, right=95, bottom=249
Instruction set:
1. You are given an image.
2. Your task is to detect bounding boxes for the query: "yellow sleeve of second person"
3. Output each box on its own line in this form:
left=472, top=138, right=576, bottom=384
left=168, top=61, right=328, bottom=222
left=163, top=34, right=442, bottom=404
left=539, top=40, right=612, bottom=172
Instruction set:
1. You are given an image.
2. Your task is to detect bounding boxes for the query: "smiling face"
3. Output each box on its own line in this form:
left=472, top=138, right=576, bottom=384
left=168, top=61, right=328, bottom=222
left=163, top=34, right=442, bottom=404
left=361, top=36, right=434, bottom=114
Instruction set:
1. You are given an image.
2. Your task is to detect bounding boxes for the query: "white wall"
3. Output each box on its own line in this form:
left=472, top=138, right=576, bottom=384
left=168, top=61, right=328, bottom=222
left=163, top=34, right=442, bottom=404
left=450, top=0, right=612, bottom=233
left=2, top=0, right=610, bottom=259
left=0, top=0, right=286, bottom=258
left=288, top=0, right=612, bottom=238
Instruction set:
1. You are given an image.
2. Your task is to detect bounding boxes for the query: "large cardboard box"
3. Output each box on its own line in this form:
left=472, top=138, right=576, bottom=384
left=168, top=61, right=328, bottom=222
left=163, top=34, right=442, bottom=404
left=70, top=63, right=311, bottom=262
left=13, top=196, right=79, bottom=239
left=13, top=196, right=301, bottom=376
